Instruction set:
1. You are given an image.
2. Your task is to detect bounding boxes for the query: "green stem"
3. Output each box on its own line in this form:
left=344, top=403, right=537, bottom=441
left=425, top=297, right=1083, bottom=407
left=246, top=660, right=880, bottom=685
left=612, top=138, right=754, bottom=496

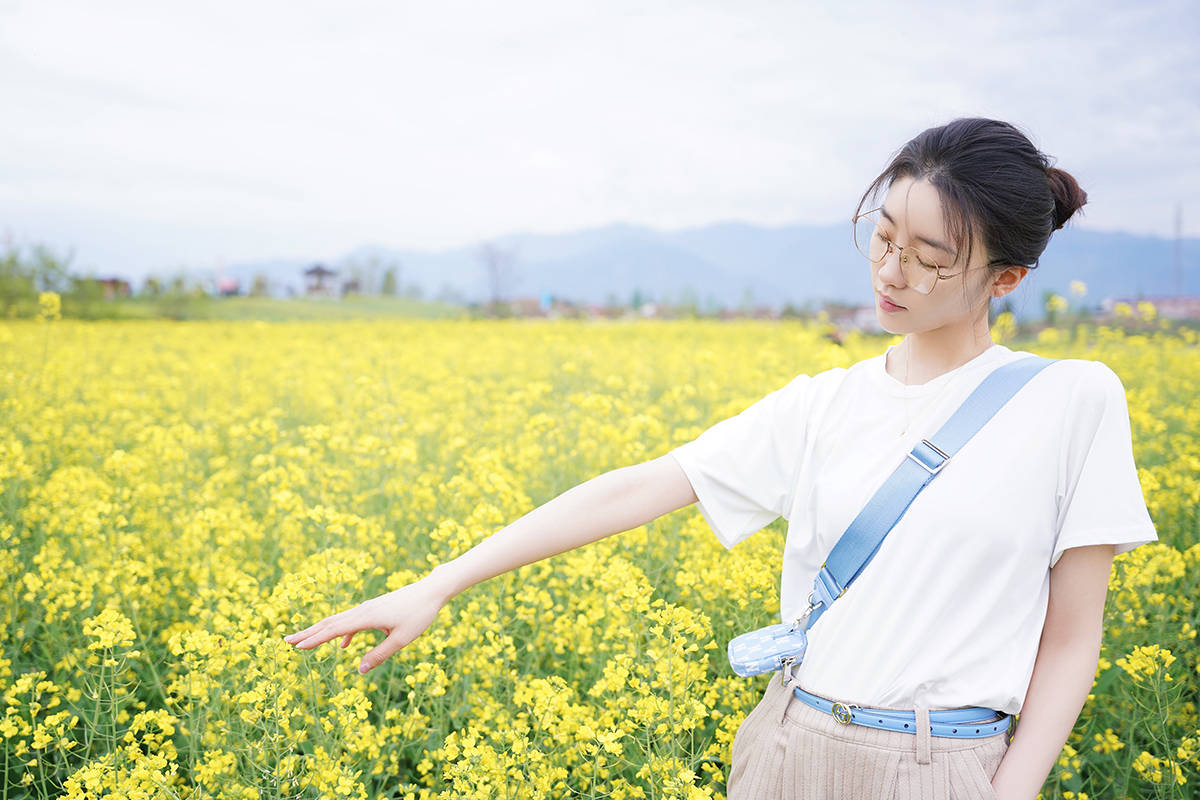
left=86, top=661, right=103, bottom=756
left=124, top=598, right=170, bottom=710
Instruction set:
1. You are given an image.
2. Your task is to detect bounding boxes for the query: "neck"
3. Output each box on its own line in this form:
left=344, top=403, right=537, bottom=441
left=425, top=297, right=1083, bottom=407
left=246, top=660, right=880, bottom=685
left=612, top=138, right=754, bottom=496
left=889, top=319, right=996, bottom=386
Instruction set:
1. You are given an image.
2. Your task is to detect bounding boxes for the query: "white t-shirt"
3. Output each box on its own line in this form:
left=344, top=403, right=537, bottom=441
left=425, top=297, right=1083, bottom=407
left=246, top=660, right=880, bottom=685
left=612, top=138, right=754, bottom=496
left=670, top=342, right=1158, bottom=715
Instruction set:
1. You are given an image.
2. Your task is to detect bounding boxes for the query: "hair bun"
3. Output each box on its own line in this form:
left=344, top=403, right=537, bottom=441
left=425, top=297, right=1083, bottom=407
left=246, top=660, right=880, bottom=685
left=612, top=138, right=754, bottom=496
left=1046, top=166, right=1088, bottom=231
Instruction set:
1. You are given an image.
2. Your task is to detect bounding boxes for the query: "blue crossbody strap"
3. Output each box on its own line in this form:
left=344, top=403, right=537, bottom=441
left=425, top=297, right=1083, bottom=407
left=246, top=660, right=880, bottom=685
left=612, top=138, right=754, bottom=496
left=801, top=355, right=1059, bottom=632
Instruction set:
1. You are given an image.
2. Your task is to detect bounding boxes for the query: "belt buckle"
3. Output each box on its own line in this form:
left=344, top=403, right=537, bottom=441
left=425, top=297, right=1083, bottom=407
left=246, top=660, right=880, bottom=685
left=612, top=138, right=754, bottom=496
left=830, top=701, right=858, bottom=725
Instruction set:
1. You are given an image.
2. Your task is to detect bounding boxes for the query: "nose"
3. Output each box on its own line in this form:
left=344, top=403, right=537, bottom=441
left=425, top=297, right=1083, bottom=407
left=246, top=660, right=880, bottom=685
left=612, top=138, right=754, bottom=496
left=875, top=245, right=908, bottom=289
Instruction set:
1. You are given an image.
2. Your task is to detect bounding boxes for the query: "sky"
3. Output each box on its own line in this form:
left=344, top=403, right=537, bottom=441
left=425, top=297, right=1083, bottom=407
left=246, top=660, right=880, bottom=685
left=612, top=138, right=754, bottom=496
left=1, top=0, right=1197, bottom=280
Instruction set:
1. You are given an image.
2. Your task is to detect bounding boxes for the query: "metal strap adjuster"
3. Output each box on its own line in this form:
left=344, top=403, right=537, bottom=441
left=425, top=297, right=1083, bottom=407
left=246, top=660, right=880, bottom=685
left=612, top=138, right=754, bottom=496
left=780, top=656, right=801, bottom=687
left=906, top=439, right=951, bottom=475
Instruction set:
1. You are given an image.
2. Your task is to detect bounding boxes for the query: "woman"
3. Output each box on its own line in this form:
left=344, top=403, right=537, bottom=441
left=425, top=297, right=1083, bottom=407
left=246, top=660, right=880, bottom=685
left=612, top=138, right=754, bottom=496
left=283, top=118, right=1158, bottom=799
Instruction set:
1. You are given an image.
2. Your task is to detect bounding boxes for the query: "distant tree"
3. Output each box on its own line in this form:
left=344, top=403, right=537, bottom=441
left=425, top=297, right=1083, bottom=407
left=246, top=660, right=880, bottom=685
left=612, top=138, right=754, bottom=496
left=676, top=286, right=699, bottom=318
left=630, top=288, right=645, bottom=310
left=360, top=254, right=380, bottom=295
left=141, top=275, right=163, bottom=298
left=381, top=268, right=398, bottom=296
left=346, top=252, right=398, bottom=295
left=0, top=243, right=36, bottom=315
left=478, top=241, right=518, bottom=312
left=250, top=273, right=269, bottom=297
left=30, top=244, right=74, bottom=294
left=67, top=273, right=106, bottom=317
left=740, top=285, right=755, bottom=315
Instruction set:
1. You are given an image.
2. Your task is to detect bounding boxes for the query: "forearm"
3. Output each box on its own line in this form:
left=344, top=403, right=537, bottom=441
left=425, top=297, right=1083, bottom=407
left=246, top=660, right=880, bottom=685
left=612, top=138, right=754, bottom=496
left=992, top=632, right=1102, bottom=800
left=423, top=455, right=694, bottom=602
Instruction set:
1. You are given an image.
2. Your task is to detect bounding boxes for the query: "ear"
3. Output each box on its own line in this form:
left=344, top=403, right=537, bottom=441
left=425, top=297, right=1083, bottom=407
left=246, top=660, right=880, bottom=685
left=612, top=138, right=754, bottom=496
left=988, top=266, right=1028, bottom=299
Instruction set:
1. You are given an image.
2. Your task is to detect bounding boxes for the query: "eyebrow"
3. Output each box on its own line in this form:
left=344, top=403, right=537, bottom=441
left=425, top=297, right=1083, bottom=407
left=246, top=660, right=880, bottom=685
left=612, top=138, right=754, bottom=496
left=879, top=207, right=957, bottom=260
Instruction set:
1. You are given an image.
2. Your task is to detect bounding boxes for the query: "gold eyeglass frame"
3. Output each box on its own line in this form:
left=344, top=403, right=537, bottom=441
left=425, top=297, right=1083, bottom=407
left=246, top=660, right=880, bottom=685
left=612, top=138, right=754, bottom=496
left=852, top=207, right=963, bottom=295
left=853, top=207, right=1015, bottom=296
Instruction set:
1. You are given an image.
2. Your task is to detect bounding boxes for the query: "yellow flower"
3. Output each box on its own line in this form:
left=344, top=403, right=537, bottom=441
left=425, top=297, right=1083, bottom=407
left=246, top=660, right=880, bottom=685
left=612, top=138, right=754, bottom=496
left=1045, top=293, right=1069, bottom=313
left=1092, top=728, right=1125, bottom=754
left=37, top=291, right=61, bottom=321
left=1132, top=750, right=1187, bottom=785
left=1116, top=644, right=1177, bottom=683
left=3, top=315, right=1198, bottom=797
left=82, top=608, right=137, bottom=651
left=992, top=311, right=1017, bottom=343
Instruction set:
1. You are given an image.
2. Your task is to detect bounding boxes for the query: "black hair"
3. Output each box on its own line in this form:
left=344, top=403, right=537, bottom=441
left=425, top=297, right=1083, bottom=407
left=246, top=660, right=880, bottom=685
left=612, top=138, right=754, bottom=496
left=854, top=118, right=1088, bottom=298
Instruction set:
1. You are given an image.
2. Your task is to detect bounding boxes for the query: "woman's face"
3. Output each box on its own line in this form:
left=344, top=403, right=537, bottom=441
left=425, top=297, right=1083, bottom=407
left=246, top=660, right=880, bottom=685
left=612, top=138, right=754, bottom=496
left=869, top=175, right=993, bottom=335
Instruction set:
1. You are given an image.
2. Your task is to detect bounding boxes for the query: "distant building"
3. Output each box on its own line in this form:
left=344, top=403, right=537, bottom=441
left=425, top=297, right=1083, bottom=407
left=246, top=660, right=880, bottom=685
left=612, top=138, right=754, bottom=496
left=303, top=264, right=337, bottom=296
left=495, top=295, right=588, bottom=318
left=827, top=305, right=883, bottom=332
left=509, top=296, right=543, bottom=316
left=96, top=277, right=132, bottom=300
left=713, top=305, right=784, bottom=320
left=216, top=276, right=240, bottom=297
left=584, top=303, right=622, bottom=319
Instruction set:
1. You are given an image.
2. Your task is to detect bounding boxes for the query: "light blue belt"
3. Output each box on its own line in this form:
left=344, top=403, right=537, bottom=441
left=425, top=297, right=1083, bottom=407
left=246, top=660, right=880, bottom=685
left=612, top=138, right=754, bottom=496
left=792, top=686, right=1011, bottom=739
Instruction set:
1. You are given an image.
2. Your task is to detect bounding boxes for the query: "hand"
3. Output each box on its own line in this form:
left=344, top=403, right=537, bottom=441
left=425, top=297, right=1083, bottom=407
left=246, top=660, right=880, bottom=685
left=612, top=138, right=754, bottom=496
left=282, top=573, right=453, bottom=674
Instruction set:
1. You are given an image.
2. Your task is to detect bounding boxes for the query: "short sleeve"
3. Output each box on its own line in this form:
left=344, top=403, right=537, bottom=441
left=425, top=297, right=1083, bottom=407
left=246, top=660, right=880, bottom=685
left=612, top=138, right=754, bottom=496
left=1051, top=361, right=1158, bottom=569
left=669, top=374, right=813, bottom=550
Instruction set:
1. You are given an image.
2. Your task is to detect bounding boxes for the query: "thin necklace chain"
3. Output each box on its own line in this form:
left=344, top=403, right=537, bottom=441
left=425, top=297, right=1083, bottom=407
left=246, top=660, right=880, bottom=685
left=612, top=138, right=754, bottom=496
left=897, top=339, right=993, bottom=437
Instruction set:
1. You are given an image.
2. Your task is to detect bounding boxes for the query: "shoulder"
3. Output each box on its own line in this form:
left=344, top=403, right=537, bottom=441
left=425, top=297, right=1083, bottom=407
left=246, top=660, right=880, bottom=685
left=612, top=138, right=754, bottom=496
left=1005, top=352, right=1123, bottom=404
left=772, top=361, right=853, bottom=398
left=1032, top=359, right=1132, bottom=447
left=1038, top=358, right=1127, bottom=404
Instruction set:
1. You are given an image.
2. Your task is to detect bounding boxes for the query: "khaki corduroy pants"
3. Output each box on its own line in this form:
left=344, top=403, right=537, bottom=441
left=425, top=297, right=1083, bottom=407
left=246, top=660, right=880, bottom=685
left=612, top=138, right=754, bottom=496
left=726, top=672, right=1010, bottom=799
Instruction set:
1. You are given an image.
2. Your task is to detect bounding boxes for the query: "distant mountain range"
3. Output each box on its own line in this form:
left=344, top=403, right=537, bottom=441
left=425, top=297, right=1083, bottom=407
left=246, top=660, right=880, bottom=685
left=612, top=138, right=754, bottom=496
left=220, top=220, right=1199, bottom=323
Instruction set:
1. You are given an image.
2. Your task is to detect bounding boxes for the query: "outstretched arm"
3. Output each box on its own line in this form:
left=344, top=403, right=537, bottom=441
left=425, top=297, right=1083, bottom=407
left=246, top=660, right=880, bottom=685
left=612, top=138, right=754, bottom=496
left=990, top=543, right=1115, bottom=800
left=283, top=453, right=698, bottom=673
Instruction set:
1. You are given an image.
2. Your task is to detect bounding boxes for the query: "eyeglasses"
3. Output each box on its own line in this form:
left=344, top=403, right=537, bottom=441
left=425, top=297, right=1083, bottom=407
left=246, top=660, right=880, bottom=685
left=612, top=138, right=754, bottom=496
left=853, top=208, right=960, bottom=295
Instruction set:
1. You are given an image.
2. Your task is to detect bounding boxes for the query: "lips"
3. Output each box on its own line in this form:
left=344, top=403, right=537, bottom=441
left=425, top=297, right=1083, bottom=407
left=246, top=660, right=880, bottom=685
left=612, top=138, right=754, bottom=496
left=878, top=293, right=905, bottom=309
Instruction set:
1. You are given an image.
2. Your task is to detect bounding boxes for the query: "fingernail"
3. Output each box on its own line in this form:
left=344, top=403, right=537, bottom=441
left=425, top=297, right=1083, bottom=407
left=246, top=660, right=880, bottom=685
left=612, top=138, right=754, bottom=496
left=359, top=662, right=369, bottom=674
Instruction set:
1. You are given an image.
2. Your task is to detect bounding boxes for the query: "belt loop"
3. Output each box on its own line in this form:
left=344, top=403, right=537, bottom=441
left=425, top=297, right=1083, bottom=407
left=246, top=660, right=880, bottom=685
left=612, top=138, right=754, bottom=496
left=915, top=705, right=932, bottom=764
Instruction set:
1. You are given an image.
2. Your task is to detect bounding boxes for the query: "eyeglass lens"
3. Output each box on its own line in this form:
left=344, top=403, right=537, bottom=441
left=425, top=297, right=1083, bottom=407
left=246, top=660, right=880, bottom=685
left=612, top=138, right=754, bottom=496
left=853, top=212, right=939, bottom=294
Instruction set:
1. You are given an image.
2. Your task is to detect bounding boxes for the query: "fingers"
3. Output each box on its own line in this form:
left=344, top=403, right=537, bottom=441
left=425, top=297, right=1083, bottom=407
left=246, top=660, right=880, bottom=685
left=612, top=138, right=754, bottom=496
left=284, top=615, right=337, bottom=642
left=288, top=629, right=332, bottom=650
left=284, top=606, right=355, bottom=648
left=283, top=625, right=318, bottom=644
left=284, top=618, right=342, bottom=650
left=285, top=614, right=371, bottom=651
left=358, top=632, right=406, bottom=675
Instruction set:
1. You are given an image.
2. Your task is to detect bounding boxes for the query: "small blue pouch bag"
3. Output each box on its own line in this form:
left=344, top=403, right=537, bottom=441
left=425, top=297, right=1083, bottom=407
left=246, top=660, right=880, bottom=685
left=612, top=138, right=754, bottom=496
left=726, top=355, right=1057, bottom=684
left=727, top=619, right=810, bottom=678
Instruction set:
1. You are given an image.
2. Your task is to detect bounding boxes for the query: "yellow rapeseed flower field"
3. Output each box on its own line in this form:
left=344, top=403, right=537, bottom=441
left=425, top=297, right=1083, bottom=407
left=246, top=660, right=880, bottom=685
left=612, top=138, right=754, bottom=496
left=0, top=315, right=1197, bottom=799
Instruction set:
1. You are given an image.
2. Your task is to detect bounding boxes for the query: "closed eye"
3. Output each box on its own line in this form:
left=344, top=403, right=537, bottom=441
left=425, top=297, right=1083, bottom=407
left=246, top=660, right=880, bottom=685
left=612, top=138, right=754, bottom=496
left=878, top=230, right=939, bottom=270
